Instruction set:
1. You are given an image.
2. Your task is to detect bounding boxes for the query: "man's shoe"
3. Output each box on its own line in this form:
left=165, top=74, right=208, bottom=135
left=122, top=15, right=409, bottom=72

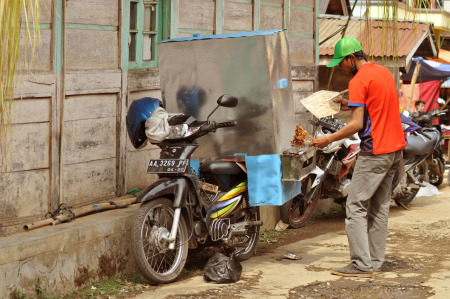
left=330, top=264, right=373, bottom=278
left=373, top=267, right=381, bottom=274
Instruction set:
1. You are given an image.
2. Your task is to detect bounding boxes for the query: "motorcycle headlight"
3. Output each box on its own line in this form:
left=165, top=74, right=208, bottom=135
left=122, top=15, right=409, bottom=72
left=167, top=124, right=200, bottom=139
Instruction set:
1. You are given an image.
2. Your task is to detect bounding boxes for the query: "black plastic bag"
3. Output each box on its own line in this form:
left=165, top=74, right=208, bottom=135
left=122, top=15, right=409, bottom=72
left=203, top=252, right=242, bottom=283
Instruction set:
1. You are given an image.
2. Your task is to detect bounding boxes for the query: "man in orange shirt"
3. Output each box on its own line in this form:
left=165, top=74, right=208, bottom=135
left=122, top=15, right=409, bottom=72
left=312, top=37, right=406, bottom=277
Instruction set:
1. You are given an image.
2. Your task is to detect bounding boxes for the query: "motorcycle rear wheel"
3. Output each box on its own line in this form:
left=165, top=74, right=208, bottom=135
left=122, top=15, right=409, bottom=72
left=429, top=158, right=444, bottom=186
left=280, top=190, right=320, bottom=229
left=131, top=198, right=189, bottom=284
left=395, top=163, right=426, bottom=207
left=233, top=207, right=260, bottom=262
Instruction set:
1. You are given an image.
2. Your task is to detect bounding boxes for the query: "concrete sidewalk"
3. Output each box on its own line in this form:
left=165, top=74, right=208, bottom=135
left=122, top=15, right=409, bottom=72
left=0, top=194, right=336, bottom=297
left=0, top=204, right=140, bottom=297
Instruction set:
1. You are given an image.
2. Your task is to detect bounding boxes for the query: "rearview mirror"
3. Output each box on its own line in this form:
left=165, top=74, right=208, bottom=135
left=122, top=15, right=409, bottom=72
left=217, top=94, right=238, bottom=108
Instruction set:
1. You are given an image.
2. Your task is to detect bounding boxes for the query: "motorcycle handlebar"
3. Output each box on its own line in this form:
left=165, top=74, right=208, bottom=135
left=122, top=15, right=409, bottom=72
left=201, top=121, right=237, bottom=132
left=217, top=121, right=237, bottom=128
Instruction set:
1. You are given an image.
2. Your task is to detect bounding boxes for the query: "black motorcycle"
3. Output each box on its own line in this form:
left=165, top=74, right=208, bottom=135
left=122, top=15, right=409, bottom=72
left=392, top=113, right=443, bottom=207
left=410, top=109, right=446, bottom=186
left=127, top=95, right=261, bottom=284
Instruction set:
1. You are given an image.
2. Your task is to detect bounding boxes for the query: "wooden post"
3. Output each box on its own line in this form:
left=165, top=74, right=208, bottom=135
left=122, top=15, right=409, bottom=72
left=441, top=96, right=450, bottom=111
left=406, top=61, right=421, bottom=112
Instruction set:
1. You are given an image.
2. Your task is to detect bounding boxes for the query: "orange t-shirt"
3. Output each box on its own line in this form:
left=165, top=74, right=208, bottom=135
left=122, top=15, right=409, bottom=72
left=348, top=62, right=407, bottom=155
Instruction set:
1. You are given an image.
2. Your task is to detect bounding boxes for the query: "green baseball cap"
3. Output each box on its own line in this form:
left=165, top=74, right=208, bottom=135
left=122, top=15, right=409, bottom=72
left=327, top=37, right=362, bottom=68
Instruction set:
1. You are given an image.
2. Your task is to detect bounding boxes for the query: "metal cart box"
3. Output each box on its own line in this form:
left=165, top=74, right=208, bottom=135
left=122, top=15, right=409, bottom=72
left=157, top=30, right=296, bottom=158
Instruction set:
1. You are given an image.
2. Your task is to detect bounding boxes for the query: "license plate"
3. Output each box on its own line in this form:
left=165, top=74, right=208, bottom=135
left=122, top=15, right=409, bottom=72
left=147, top=159, right=189, bottom=174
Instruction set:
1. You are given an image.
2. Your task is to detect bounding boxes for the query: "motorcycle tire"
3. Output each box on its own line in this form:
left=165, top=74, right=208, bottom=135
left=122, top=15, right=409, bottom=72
left=394, top=162, right=426, bottom=207
left=429, top=159, right=444, bottom=187
left=280, top=190, right=320, bottom=229
left=131, top=198, right=189, bottom=284
left=234, top=207, right=260, bottom=262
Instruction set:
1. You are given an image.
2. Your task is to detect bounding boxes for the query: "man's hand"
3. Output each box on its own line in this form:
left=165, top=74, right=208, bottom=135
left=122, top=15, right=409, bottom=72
left=311, top=135, right=332, bottom=148
left=334, top=98, right=350, bottom=111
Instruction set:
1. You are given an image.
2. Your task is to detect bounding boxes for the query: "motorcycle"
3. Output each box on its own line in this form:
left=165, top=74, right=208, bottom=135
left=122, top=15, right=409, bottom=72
left=409, top=109, right=446, bottom=187
left=391, top=113, right=443, bottom=207
left=127, top=95, right=262, bottom=284
left=280, top=117, right=361, bottom=228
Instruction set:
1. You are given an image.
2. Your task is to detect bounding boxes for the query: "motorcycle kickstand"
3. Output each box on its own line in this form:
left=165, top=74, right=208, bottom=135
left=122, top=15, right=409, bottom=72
left=397, top=200, right=409, bottom=210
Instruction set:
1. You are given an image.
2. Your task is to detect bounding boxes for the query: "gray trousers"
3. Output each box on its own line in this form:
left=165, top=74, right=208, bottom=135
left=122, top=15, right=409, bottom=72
left=345, top=150, right=402, bottom=271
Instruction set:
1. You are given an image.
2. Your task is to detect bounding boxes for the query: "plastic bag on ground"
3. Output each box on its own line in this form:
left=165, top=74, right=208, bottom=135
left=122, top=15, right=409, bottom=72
left=416, top=181, right=441, bottom=198
left=203, top=252, right=242, bottom=283
left=145, top=107, right=169, bottom=143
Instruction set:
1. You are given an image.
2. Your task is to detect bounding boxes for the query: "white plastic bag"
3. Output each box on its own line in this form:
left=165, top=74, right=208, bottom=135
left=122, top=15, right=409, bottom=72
left=145, top=107, right=169, bottom=143
left=416, top=181, right=441, bottom=198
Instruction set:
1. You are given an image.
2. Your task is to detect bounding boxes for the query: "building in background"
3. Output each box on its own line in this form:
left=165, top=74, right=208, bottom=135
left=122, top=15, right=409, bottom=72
left=1, top=0, right=320, bottom=236
left=349, top=0, right=450, bottom=49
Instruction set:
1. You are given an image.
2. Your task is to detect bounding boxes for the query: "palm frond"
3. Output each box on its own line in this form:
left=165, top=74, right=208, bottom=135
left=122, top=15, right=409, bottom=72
left=0, top=0, right=41, bottom=172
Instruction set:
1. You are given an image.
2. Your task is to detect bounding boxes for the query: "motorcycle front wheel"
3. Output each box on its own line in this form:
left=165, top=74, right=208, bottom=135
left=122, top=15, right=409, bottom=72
left=280, top=188, right=320, bottom=229
left=131, top=198, right=189, bottom=284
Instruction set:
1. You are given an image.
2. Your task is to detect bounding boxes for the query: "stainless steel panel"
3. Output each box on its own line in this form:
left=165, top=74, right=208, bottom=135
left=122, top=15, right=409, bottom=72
left=157, top=31, right=296, bottom=158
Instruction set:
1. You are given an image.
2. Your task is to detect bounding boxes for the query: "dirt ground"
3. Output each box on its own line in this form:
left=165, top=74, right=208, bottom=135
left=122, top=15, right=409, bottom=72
left=122, top=183, right=450, bottom=299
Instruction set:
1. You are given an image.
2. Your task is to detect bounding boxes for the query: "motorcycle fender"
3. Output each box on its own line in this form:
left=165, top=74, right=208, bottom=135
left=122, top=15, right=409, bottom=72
left=304, top=167, right=325, bottom=188
left=137, top=177, right=188, bottom=208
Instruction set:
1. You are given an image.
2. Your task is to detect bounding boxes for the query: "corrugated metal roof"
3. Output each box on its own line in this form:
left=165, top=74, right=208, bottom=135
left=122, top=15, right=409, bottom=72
left=319, top=15, right=433, bottom=58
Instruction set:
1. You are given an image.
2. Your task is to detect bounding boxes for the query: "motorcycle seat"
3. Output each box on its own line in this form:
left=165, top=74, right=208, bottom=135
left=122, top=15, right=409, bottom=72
left=200, top=161, right=245, bottom=175
left=404, top=131, right=438, bottom=157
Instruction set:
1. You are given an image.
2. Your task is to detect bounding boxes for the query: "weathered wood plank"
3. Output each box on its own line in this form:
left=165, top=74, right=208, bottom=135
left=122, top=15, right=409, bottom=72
left=13, top=73, right=55, bottom=98
left=19, top=28, right=52, bottom=71
left=64, top=94, right=117, bottom=121
left=262, top=0, right=283, bottom=4
left=22, top=0, right=52, bottom=24
left=126, top=149, right=160, bottom=191
left=224, top=1, right=253, bottom=31
left=291, top=65, right=317, bottom=80
left=0, top=170, right=49, bottom=219
left=62, top=159, right=116, bottom=206
left=10, top=98, right=50, bottom=124
left=63, top=117, right=116, bottom=165
left=118, top=73, right=128, bottom=195
left=65, top=70, right=121, bottom=95
left=129, top=90, right=162, bottom=102
left=65, top=0, right=119, bottom=26
left=127, top=71, right=160, bottom=91
left=291, top=0, right=314, bottom=8
left=288, top=37, right=315, bottom=64
left=289, top=9, right=314, bottom=35
left=65, top=29, right=119, bottom=70
left=179, top=0, right=215, bottom=31
left=260, top=5, right=283, bottom=30
left=1, top=123, right=50, bottom=172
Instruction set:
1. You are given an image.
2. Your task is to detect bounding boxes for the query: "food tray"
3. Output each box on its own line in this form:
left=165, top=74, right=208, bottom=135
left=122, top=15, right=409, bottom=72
left=300, top=90, right=342, bottom=119
left=281, top=146, right=316, bottom=181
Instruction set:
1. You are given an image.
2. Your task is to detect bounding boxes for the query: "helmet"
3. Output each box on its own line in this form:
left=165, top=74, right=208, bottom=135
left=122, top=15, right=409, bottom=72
left=126, top=97, right=162, bottom=149
left=327, top=37, right=363, bottom=68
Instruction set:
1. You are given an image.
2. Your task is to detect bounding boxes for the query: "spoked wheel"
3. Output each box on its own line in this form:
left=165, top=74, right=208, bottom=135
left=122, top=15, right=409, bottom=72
left=232, top=206, right=260, bottom=262
left=131, top=198, right=189, bottom=284
left=395, top=163, right=426, bottom=207
left=280, top=176, right=320, bottom=228
left=429, top=158, right=444, bottom=186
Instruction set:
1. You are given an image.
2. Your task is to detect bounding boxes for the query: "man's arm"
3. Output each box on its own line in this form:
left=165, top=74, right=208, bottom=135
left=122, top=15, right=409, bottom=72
left=311, top=106, right=364, bottom=148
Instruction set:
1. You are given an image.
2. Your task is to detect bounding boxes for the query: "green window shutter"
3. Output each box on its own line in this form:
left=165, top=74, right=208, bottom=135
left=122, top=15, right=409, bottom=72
left=124, top=0, right=168, bottom=70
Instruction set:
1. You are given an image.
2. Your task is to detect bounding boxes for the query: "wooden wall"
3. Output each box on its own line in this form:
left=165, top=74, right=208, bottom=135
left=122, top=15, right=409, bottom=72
left=0, top=0, right=318, bottom=236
